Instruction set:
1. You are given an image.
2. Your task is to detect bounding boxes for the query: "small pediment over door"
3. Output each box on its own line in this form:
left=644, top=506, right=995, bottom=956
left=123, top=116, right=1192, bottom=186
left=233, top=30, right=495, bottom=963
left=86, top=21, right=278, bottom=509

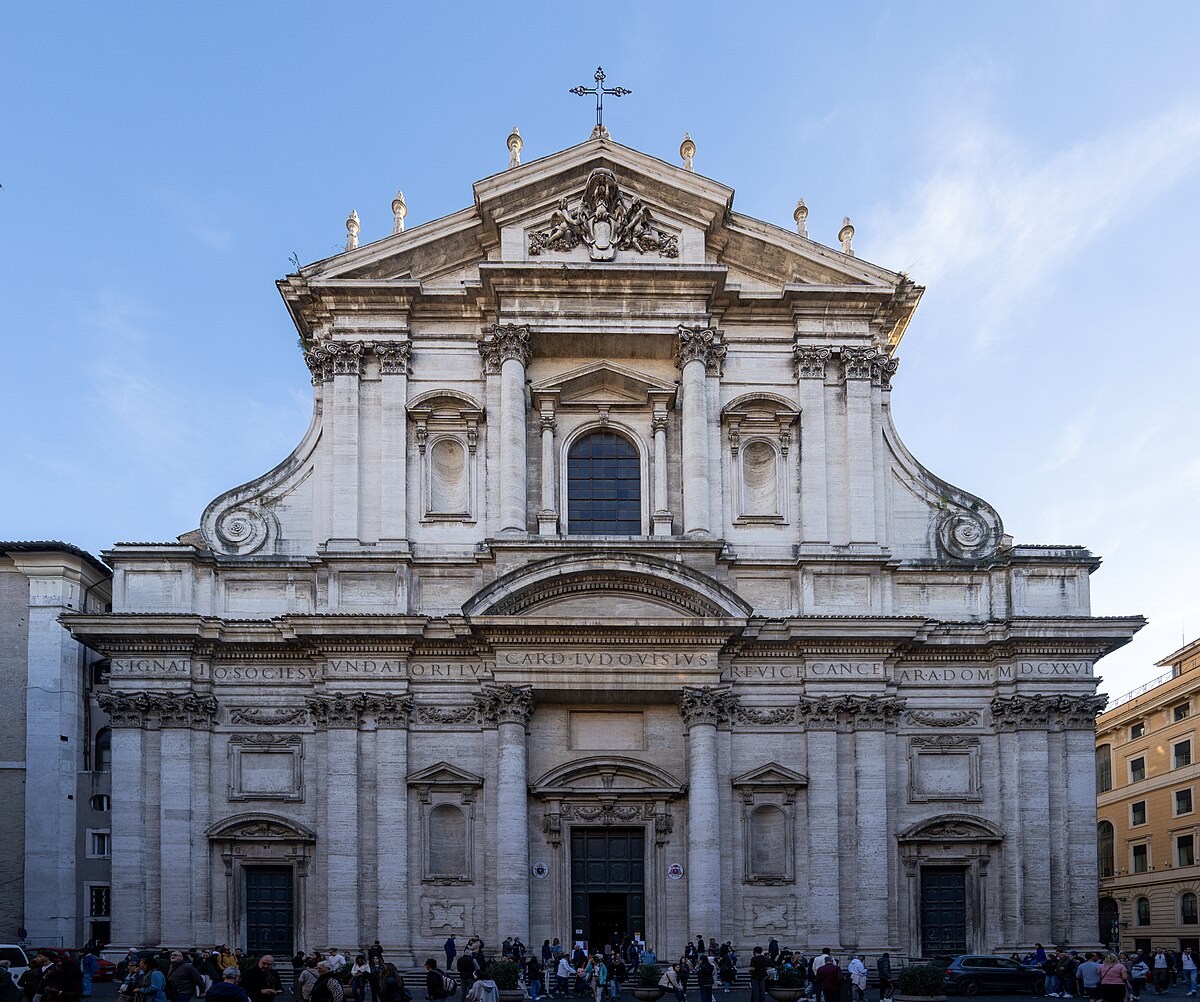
left=531, top=360, right=677, bottom=410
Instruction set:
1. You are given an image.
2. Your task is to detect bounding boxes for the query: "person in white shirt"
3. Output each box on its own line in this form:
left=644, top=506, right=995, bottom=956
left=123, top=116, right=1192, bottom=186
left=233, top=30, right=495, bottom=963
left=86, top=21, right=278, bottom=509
left=1182, top=948, right=1198, bottom=997
left=328, top=952, right=347, bottom=973
left=848, top=957, right=868, bottom=1002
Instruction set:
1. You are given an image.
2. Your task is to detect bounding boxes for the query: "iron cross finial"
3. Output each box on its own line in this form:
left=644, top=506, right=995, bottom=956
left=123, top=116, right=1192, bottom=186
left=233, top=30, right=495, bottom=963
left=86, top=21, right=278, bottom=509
left=570, top=66, right=631, bottom=139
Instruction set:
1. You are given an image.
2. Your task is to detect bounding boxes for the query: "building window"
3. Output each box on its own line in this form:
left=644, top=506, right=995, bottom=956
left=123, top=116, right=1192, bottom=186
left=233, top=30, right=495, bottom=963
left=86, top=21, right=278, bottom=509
left=748, top=805, right=788, bottom=879
left=1098, top=821, right=1115, bottom=878
left=1177, top=703, right=1192, bottom=722
left=1178, top=740, right=1193, bottom=769
left=1133, top=801, right=1148, bottom=825
left=94, top=728, right=111, bottom=772
left=1133, top=843, right=1149, bottom=873
left=1132, top=721, right=1146, bottom=739
left=89, top=795, right=111, bottom=812
left=88, top=884, right=110, bottom=918
left=87, top=830, right=110, bottom=858
left=1137, top=897, right=1151, bottom=926
left=1131, top=756, right=1147, bottom=782
left=1184, top=893, right=1199, bottom=925
left=1097, top=745, right=1113, bottom=794
left=566, top=431, right=641, bottom=535
left=427, top=804, right=467, bottom=878
left=1179, top=835, right=1195, bottom=866
left=1178, top=789, right=1194, bottom=815
left=90, top=658, right=110, bottom=686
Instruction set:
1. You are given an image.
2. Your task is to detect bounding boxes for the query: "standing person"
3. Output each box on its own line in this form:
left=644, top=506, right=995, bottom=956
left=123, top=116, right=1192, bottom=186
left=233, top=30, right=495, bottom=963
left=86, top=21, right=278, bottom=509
left=242, top=957, right=283, bottom=1002
left=1044, top=953, right=1061, bottom=999
left=351, top=957, right=372, bottom=1002
left=44, top=956, right=83, bottom=1002
left=445, top=942, right=459, bottom=973
left=718, top=955, right=736, bottom=995
left=465, top=968, right=497, bottom=1002
left=749, top=949, right=770, bottom=1002
left=167, top=952, right=206, bottom=1001
left=1098, top=956, right=1130, bottom=1002
left=20, top=952, right=50, bottom=1002
left=608, top=957, right=626, bottom=1001
left=848, top=958, right=867, bottom=1002
left=1, top=963, right=24, bottom=1002
left=1078, top=954, right=1103, bottom=1001
left=294, top=956, right=308, bottom=981
left=207, top=969, right=251, bottom=1002
left=1153, top=951, right=1169, bottom=996
left=556, top=955, right=572, bottom=998
left=1182, top=949, right=1198, bottom=997
left=378, top=964, right=409, bottom=1002
left=425, top=960, right=454, bottom=1002
left=527, top=956, right=543, bottom=1001
left=695, top=955, right=714, bottom=1002
left=136, top=959, right=167, bottom=1002
left=876, top=954, right=893, bottom=1002
left=768, top=941, right=780, bottom=966
left=457, top=952, right=480, bottom=1002
left=313, top=964, right=345, bottom=1002
left=814, top=960, right=840, bottom=1002
left=219, top=950, right=239, bottom=976
left=1131, top=957, right=1149, bottom=1001
left=328, top=953, right=347, bottom=975
left=298, top=961, right=320, bottom=1002
left=80, top=952, right=99, bottom=999
left=369, top=946, right=385, bottom=967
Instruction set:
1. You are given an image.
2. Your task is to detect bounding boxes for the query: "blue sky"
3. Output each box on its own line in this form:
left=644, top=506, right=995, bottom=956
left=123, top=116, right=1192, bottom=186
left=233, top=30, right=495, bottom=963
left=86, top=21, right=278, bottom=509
left=2, top=3, right=1198, bottom=696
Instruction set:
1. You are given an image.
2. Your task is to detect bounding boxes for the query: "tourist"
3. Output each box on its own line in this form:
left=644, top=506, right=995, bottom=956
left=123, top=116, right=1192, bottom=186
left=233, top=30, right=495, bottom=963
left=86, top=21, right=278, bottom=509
left=457, top=951, right=480, bottom=1002
left=582, top=956, right=608, bottom=1002
left=44, top=956, right=82, bottom=1002
left=314, top=964, right=345, bottom=1002
left=526, top=956, right=542, bottom=1001
left=1130, top=957, right=1149, bottom=1001
left=876, top=954, right=893, bottom=1002
left=378, top=964, right=409, bottom=1002
left=207, top=969, right=251, bottom=1002
left=20, top=952, right=50, bottom=1002
left=607, top=957, right=625, bottom=1001
left=848, top=957, right=867, bottom=1002
left=350, top=956, right=372, bottom=1002
left=218, top=949, right=238, bottom=975
left=1057, top=952, right=1077, bottom=1000
left=1183, top=949, right=1198, bottom=997
left=1098, top=955, right=1129, bottom=1002
left=695, top=954, right=714, bottom=1002
left=79, top=951, right=98, bottom=999
left=555, top=954, right=572, bottom=997
left=718, top=954, right=736, bottom=995
left=814, top=959, right=841, bottom=1002
left=369, top=945, right=385, bottom=966
left=1153, top=951, right=1169, bottom=996
left=465, top=968, right=498, bottom=1002
left=466, top=940, right=483, bottom=960
left=425, top=959, right=455, bottom=1002
left=136, top=958, right=167, bottom=1002
left=167, top=951, right=206, bottom=1001
left=749, top=948, right=770, bottom=1002
left=658, top=965, right=681, bottom=1002
left=298, top=960, right=320, bottom=1002
left=242, top=956, right=283, bottom=1002
left=328, top=952, right=347, bottom=975
left=200, top=952, right=223, bottom=991
left=1078, top=954, right=1102, bottom=1001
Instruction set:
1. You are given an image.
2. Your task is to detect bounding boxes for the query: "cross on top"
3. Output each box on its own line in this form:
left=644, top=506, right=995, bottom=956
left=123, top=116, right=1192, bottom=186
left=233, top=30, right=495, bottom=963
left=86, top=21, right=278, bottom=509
left=570, top=66, right=631, bottom=139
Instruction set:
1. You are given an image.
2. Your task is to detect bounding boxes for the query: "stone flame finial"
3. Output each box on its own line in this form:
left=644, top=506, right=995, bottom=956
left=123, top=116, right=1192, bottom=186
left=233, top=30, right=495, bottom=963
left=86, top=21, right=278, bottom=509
left=680, top=132, right=696, bottom=172
left=345, top=209, right=360, bottom=251
left=391, top=191, right=407, bottom=234
left=794, top=198, right=808, bottom=238
left=507, top=126, right=523, bottom=169
left=839, top=216, right=855, bottom=256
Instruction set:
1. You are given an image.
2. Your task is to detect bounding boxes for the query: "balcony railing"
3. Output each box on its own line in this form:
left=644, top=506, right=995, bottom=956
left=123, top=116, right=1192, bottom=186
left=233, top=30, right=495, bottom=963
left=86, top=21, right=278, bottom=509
left=1109, top=669, right=1176, bottom=710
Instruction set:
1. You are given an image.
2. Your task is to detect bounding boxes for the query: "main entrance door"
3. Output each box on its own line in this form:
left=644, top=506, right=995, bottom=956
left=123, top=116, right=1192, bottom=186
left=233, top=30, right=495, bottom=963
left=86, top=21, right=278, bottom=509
left=571, top=827, right=645, bottom=951
left=245, top=866, right=294, bottom=956
left=920, top=867, right=967, bottom=956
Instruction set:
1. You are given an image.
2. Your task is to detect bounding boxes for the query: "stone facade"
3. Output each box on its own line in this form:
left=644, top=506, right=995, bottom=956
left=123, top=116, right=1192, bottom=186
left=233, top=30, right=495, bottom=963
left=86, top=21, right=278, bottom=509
left=0, top=542, right=113, bottom=946
left=65, top=136, right=1143, bottom=959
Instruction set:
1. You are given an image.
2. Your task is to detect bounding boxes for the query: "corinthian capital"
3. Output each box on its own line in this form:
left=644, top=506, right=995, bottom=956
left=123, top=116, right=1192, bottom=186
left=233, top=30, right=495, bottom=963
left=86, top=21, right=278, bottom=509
left=793, top=345, right=832, bottom=380
left=303, top=340, right=368, bottom=382
left=990, top=694, right=1051, bottom=732
left=840, top=346, right=879, bottom=381
left=374, top=340, right=413, bottom=375
left=98, top=690, right=155, bottom=727
left=678, top=685, right=739, bottom=728
left=479, top=323, right=532, bottom=374
left=1054, top=693, right=1109, bottom=729
left=98, top=689, right=218, bottom=729
left=674, top=325, right=727, bottom=376
left=365, top=692, right=414, bottom=728
left=475, top=683, right=535, bottom=726
left=158, top=691, right=220, bottom=729
left=306, top=692, right=367, bottom=729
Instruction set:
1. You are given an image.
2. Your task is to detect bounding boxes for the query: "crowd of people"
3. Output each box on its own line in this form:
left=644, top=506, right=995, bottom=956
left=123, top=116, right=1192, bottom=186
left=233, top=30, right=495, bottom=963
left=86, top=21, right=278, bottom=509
left=1025, top=946, right=1200, bottom=1002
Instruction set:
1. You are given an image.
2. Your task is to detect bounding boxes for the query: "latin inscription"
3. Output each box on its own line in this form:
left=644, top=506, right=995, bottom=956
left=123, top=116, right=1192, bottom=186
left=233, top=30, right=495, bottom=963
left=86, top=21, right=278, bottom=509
left=499, top=651, right=711, bottom=668
left=212, top=665, right=320, bottom=683
left=111, top=658, right=191, bottom=677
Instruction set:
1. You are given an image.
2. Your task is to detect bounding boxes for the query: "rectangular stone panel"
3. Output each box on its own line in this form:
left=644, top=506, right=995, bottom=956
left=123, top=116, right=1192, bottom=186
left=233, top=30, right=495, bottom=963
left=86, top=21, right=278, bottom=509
left=570, top=711, right=644, bottom=750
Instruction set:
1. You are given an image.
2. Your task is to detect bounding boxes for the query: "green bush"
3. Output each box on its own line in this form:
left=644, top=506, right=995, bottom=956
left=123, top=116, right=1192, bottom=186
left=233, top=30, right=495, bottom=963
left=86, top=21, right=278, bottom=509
left=897, top=963, right=945, bottom=996
left=487, top=961, right=522, bottom=991
left=771, top=968, right=803, bottom=989
left=632, top=964, right=664, bottom=989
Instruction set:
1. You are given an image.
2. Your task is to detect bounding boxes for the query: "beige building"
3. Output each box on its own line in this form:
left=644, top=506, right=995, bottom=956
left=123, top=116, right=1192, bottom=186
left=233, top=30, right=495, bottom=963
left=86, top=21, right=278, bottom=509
left=1097, top=637, right=1200, bottom=953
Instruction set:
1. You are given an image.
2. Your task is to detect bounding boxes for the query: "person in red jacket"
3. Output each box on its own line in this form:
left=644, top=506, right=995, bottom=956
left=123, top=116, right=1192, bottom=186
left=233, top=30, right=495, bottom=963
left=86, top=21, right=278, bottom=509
left=815, top=959, right=842, bottom=1002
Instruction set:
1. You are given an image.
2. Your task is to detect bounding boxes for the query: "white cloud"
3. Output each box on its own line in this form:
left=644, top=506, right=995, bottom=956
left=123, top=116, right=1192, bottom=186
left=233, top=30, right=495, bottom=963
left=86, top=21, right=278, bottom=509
left=870, top=102, right=1200, bottom=343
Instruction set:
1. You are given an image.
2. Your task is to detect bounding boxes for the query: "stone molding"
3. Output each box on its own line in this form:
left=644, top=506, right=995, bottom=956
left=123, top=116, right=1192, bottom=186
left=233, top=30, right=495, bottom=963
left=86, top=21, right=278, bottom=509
left=542, top=803, right=674, bottom=849
left=98, top=689, right=218, bottom=729
left=990, top=693, right=1107, bottom=731
left=735, top=705, right=797, bottom=726
left=305, top=692, right=413, bottom=729
left=679, top=685, right=739, bottom=728
left=302, top=339, right=412, bottom=382
left=478, top=323, right=531, bottom=374
left=674, top=325, right=727, bottom=376
left=793, top=345, right=831, bottom=380
left=228, top=706, right=308, bottom=726
left=418, top=705, right=480, bottom=726
left=905, top=709, right=981, bottom=728
left=475, top=683, right=534, bottom=726
left=797, top=693, right=906, bottom=729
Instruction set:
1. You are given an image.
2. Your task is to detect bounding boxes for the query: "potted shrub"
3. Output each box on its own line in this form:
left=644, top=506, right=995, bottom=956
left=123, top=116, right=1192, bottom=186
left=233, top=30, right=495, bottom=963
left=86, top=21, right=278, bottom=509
left=487, top=960, right=525, bottom=1002
left=631, top=963, right=666, bottom=1002
left=767, top=967, right=805, bottom=1002
left=895, top=962, right=946, bottom=1002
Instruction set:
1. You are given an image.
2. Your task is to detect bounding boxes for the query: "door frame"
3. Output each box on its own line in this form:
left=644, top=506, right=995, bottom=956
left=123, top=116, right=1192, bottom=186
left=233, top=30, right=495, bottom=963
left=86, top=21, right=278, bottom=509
left=243, top=864, right=297, bottom=957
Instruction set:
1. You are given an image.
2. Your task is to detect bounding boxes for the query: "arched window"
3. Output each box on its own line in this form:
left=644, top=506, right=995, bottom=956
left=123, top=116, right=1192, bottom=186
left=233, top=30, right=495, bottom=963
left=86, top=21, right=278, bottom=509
left=89, top=794, right=111, bottom=813
left=1136, top=896, right=1151, bottom=926
left=429, top=438, right=469, bottom=513
left=567, top=431, right=640, bottom=534
left=741, top=441, right=780, bottom=517
left=428, top=804, right=467, bottom=877
left=1098, top=821, right=1115, bottom=878
left=95, top=728, right=112, bottom=772
left=749, top=805, right=787, bottom=879
left=1097, top=744, right=1113, bottom=794
left=1183, top=893, right=1199, bottom=925
left=1099, top=897, right=1119, bottom=945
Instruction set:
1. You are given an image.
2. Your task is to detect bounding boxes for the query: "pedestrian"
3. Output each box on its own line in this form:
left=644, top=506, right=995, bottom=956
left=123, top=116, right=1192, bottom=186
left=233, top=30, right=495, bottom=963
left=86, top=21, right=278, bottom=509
left=136, top=959, right=167, bottom=1002
left=814, top=960, right=840, bottom=1002
left=1098, top=955, right=1130, bottom=1002
left=44, top=956, right=82, bottom=1002
left=1057, top=952, right=1077, bottom=1000
left=526, top=957, right=542, bottom=1001
left=876, top=954, right=893, bottom=1002
left=695, top=955, right=714, bottom=1002
left=465, top=968, right=497, bottom=1002
left=457, top=952, right=479, bottom=1002
left=1153, top=951, right=1169, bottom=996
left=378, top=964, right=409, bottom=1002
left=79, top=952, right=98, bottom=999
left=608, top=958, right=626, bottom=1001
left=718, top=956, right=736, bottom=995
left=351, top=957, right=372, bottom=1002
left=313, top=964, right=345, bottom=1002
left=20, top=953, right=50, bottom=1002
left=298, top=960, right=320, bottom=1002
left=1131, top=958, right=1149, bottom=1001
left=219, top=950, right=238, bottom=976
left=556, top=956, right=572, bottom=997
left=749, top=948, right=770, bottom=1002
left=1078, top=953, right=1103, bottom=1001
left=425, top=959, right=455, bottom=1002
left=1183, top=949, right=1198, bottom=997
left=369, top=946, right=385, bottom=967
left=242, top=957, right=283, bottom=1002
left=658, top=966, right=681, bottom=1002
left=848, top=958, right=867, bottom=1002
left=1, top=962, right=23, bottom=1002
left=167, top=952, right=205, bottom=1001
left=207, top=969, right=251, bottom=1002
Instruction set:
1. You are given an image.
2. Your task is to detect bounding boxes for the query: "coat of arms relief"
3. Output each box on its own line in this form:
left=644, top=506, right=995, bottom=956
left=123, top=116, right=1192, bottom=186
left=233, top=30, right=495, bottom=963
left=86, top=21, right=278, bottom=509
left=528, top=167, right=679, bottom=261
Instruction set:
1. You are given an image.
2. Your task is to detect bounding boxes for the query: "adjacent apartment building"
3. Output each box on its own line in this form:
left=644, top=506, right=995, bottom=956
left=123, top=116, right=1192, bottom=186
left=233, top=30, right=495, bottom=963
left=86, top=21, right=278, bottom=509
left=1097, top=636, right=1200, bottom=953
left=0, top=542, right=113, bottom=947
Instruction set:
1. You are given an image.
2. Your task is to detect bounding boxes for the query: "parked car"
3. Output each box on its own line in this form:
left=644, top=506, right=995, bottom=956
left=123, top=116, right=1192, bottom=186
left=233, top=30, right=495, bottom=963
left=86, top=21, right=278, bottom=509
left=942, top=956, right=1046, bottom=995
left=0, top=944, right=30, bottom=982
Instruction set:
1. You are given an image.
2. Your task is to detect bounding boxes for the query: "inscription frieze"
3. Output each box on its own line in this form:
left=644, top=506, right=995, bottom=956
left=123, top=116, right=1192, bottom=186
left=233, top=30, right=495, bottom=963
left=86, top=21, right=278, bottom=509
left=111, top=658, right=191, bottom=678
left=500, top=651, right=712, bottom=669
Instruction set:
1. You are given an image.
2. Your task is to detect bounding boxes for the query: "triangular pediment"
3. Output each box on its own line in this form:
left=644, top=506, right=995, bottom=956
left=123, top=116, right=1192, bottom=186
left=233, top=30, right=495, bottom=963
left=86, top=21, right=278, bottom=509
left=532, top=360, right=676, bottom=408
left=406, top=761, right=484, bottom=788
left=732, top=762, right=809, bottom=789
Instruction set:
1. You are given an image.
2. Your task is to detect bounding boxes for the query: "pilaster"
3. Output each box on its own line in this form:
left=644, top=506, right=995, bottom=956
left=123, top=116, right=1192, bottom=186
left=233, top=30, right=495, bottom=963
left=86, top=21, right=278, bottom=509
left=480, top=324, right=532, bottom=534
left=377, top=340, right=413, bottom=544
left=674, top=326, right=725, bottom=536
left=794, top=345, right=831, bottom=543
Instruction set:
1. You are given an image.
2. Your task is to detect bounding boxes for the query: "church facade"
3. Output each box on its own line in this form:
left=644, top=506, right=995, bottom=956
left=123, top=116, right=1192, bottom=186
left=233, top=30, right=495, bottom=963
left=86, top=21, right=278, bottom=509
left=66, top=134, right=1142, bottom=960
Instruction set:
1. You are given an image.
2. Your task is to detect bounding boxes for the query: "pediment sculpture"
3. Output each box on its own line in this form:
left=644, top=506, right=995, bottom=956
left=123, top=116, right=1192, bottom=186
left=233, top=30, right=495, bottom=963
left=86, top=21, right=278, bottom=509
left=528, top=168, right=679, bottom=261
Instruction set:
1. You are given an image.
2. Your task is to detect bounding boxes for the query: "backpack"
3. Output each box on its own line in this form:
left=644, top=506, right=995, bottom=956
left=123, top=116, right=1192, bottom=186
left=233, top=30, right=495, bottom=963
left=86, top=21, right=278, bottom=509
left=441, top=974, right=458, bottom=997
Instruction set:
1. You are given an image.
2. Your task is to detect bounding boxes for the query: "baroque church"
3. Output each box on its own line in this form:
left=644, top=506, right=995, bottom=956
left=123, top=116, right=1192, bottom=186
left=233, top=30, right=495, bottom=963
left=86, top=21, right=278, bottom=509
left=65, top=126, right=1143, bottom=961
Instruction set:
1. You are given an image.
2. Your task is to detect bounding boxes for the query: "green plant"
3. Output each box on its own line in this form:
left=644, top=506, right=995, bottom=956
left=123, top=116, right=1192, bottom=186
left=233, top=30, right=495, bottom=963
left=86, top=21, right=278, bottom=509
left=771, top=968, right=803, bottom=989
left=897, top=963, right=945, bottom=996
left=487, top=961, right=522, bottom=991
left=632, top=964, right=664, bottom=988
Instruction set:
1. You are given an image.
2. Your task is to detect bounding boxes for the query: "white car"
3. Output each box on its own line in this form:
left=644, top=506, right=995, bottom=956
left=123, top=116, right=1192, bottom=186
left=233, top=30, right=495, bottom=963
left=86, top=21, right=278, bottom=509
left=0, top=944, right=30, bottom=984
